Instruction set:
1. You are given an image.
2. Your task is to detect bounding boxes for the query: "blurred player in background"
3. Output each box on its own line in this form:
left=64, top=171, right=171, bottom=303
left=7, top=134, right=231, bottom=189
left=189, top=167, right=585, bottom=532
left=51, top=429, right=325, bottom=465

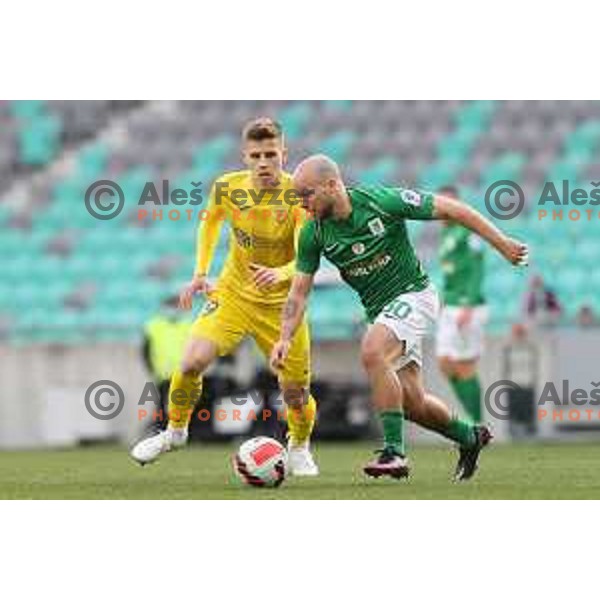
left=435, top=185, right=487, bottom=424
left=132, top=118, right=319, bottom=475
left=141, top=294, right=193, bottom=431
left=271, top=155, right=527, bottom=480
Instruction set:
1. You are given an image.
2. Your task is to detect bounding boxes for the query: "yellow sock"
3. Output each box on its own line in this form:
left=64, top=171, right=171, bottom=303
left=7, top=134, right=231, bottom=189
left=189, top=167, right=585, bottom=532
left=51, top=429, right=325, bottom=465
left=167, top=369, right=203, bottom=430
left=286, top=394, right=317, bottom=446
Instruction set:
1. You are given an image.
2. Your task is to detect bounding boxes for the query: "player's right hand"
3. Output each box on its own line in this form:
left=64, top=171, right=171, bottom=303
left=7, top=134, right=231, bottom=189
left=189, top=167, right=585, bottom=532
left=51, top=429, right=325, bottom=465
left=270, top=339, right=291, bottom=372
left=179, top=275, right=214, bottom=310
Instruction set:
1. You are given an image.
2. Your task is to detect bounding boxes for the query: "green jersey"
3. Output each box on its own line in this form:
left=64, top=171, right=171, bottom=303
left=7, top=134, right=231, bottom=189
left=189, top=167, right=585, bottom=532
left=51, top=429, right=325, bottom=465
left=296, top=185, right=435, bottom=322
left=439, top=222, right=485, bottom=306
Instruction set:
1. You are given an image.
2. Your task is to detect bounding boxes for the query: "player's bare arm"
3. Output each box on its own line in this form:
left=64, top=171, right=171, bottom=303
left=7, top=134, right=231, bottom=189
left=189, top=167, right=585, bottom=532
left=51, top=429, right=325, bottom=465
left=433, top=194, right=528, bottom=266
left=270, top=273, right=314, bottom=369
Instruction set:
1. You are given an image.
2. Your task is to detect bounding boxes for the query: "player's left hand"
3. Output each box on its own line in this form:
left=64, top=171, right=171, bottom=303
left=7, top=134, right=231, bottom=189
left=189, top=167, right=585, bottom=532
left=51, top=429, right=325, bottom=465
left=457, top=307, right=474, bottom=330
left=250, top=263, right=280, bottom=290
left=499, top=237, right=528, bottom=266
left=270, top=339, right=291, bottom=371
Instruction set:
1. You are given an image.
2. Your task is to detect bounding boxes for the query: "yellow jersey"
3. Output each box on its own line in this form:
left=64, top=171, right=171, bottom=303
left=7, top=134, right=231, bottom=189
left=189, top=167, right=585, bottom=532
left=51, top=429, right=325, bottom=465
left=195, top=170, right=306, bottom=306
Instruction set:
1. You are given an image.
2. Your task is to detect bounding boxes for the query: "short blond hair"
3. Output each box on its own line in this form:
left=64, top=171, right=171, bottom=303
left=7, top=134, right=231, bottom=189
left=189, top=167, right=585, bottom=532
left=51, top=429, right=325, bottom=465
left=242, top=117, right=283, bottom=142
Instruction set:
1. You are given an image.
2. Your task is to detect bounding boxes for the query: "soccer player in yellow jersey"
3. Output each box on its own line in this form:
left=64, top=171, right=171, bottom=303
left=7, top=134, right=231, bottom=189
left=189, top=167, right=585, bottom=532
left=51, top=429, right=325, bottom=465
left=131, top=118, right=319, bottom=475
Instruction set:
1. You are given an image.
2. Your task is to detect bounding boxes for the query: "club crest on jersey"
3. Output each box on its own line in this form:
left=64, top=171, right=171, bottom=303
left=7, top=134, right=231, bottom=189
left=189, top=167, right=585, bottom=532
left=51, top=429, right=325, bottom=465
left=368, top=217, right=385, bottom=236
left=352, top=242, right=366, bottom=255
left=401, top=189, right=422, bottom=207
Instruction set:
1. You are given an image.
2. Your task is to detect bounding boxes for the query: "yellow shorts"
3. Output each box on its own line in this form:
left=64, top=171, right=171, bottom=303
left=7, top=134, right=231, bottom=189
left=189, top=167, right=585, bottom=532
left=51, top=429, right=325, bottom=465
left=191, top=290, right=311, bottom=387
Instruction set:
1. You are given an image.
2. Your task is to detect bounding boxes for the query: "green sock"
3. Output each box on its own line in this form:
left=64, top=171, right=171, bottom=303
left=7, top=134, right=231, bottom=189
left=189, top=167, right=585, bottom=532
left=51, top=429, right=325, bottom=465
left=445, top=416, right=476, bottom=447
left=449, top=375, right=482, bottom=423
left=380, top=410, right=405, bottom=455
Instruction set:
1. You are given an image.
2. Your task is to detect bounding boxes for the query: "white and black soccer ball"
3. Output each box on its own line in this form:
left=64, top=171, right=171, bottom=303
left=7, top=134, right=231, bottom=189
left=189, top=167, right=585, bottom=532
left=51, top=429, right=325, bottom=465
left=233, top=437, right=288, bottom=488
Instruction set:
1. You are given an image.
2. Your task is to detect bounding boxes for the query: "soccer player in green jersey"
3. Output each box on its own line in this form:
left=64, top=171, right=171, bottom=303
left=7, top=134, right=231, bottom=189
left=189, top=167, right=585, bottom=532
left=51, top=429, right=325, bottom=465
left=436, top=185, right=487, bottom=424
left=271, top=155, right=527, bottom=480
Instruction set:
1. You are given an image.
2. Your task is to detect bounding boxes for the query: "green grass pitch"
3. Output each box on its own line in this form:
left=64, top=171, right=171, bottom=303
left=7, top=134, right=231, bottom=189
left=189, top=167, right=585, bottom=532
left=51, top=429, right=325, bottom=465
left=1, top=441, right=599, bottom=499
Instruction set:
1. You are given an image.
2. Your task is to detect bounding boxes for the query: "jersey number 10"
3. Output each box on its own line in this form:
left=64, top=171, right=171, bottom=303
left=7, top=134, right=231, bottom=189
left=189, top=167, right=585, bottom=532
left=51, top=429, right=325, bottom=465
left=383, top=299, right=412, bottom=320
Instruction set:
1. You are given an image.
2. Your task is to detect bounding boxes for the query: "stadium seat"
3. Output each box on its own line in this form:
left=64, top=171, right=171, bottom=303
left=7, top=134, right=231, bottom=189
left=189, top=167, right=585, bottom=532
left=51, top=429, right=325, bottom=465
left=480, top=153, right=526, bottom=185
left=418, top=160, right=463, bottom=189
left=278, top=103, right=312, bottom=140
left=436, top=128, right=481, bottom=163
left=322, top=100, right=353, bottom=111
left=9, top=100, right=46, bottom=120
left=18, top=113, right=62, bottom=166
left=191, top=135, right=235, bottom=169
left=77, top=142, right=110, bottom=178
left=317, top=131, right=355, bottom=162
left=454, top=100, right=497, bottom=129
left=359, top=158, right=396, bottom=184
left=564, top=121, right=600, bottom=156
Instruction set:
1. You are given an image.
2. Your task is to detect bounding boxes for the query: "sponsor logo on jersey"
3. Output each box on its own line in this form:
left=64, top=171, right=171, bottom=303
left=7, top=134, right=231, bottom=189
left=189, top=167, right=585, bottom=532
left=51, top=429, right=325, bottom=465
left=233, top=227, right=284, bottom=250
left=352, top=242, right=365, bottom=255
left=201, top=299, right=219, bottom=316
left=368, top=217, right=385, bottom=236
left=401, top=189, right=422, bottom=207
left=346, top=253, right=392, bottom=277
left=233, top=227, right=253, bottom=248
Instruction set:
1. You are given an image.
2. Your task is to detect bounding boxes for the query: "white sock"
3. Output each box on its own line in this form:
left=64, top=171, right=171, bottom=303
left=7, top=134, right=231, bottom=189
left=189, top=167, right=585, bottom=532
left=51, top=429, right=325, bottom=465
left=289, top=440, right=309, bottom=451
left=167, top=425, right=188, bottom=442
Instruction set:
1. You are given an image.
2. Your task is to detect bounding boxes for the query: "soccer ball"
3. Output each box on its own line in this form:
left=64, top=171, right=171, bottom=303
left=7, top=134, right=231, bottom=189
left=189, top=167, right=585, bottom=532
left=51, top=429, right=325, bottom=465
left=233, top=436, right=288, bottom=488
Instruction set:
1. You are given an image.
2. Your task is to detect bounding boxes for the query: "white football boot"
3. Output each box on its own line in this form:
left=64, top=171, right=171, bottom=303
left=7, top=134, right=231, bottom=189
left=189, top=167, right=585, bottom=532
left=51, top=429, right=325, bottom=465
left=288, top=442, right=319, bottom=476
left=130, top=427, right=188, bottom=465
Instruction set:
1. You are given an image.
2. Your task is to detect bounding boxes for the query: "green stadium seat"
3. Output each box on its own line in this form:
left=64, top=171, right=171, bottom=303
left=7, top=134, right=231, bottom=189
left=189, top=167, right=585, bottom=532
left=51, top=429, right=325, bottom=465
left=0, top=205, right=10, bottom=227
left=418, top=160, right=463, bottom=189
left=436, top=128, right=481, bottom=163
left=481, top=153, right=525, bottom=185
left=52, top=174, right=90, bottom=204
left=19, top=257, right=66, bottom=283
left=359, top=158, right=396, bottom=184
left=564, top=121, right=600, bottom=156
left=78, top=228, right=148, bottom=256
left=191, top=135, right=234, bottom=169
left=557, top=269, right=587, bottom=301
left=77, top=142, right=110, bottom=178
left=588, top=266, right=600, bottom=288
left=120, top=166, right=155, bottom=200
left=545, top=158, right=583, bottom=183
left=172, top=166, right=220, bottom=200
left=317, top=131, right=355, bottom=162
left=323, top=100, right=353, bottom=111
left=18, top=114, right=62, bottom=166
left=310, top=286, right=363, bottom=338
left=486, top=268, right=523, bottom=299
left=454, top=100, right=497, bottom=128
left=95, top=279, right=167, bottom=309
left=278, top=103, right=312, bottom=140
left=10, top=100, right=46, bottom=120
left=406, top=219, right=425, bottom=242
